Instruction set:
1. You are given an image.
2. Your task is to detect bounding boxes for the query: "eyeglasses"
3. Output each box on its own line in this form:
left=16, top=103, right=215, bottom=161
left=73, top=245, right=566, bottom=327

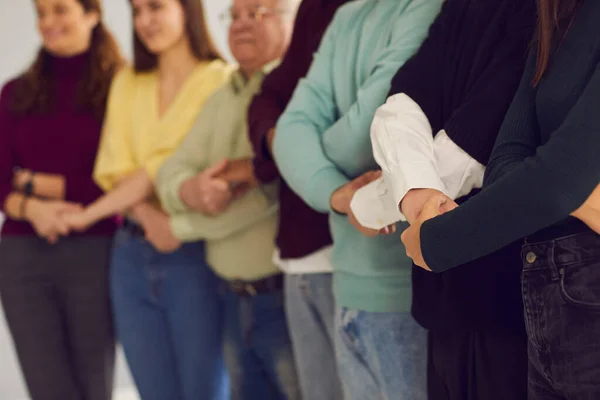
left=219, top=6, right=288, bottom=25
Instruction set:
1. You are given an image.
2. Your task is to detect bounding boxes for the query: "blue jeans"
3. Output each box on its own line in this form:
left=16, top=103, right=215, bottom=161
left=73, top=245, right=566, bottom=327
left=110, top=229, right=228, bottom=400
left=522, top=231, right=600, bottom=399
left=285, top=273, right=343, bottom=400
left=335, top=307, right=428, bottom=400
left=221, top=282, right=300, bottom=400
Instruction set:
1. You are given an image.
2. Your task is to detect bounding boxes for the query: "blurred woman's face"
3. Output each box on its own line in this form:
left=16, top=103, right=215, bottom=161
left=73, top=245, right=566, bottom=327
left=131, top=0, right=187, bottom=55
left=35, top=0, right=99, bottom=56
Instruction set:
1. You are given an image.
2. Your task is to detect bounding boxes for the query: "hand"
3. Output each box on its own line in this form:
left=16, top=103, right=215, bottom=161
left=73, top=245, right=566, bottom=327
left=180, top=160, right=233, bottom=215
left=401, top=188, right=446, bottom=224
left=217, top=158, right=258, bottom=192
left=331, top=171, right=391, bottom=237
left=571, top=183, right=600, bottom=233
left=401, top=193, right=458, bottom=271
left=13, top=168, right=32, bottom=191
left=25, top=199, right=82, bottom=243
left=61, top=209, right=94, bottom=233
left=134, top=204, right=181, bottom=253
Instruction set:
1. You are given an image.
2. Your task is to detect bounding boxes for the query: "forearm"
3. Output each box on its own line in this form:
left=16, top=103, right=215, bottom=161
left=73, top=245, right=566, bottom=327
left=84, top=169, right=153, bottom=225
left=31, top=173, right=65, bottom=199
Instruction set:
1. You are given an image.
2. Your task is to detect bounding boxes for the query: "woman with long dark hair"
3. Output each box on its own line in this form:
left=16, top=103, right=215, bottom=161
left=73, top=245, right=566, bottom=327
left=402, top=0, right=600, bottom=397
left=0, top=0, right=122, bottom=399
left=61, top=0, right=232, bottom=399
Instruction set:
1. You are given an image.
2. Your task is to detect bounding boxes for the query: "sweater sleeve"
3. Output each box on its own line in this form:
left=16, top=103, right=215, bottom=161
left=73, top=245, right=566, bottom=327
left=443, top=4, right=535, bottom=165
left=155, top=93, right=218, bottom=215
left=273, top=12, right=349, bottom=213
left=421, top=61, right=600, bottom=272
left=320, top=0, right=443, bottom=169
left=248, top=0, right=313, bottom=184
left=0, top=83, right=16, bottom=211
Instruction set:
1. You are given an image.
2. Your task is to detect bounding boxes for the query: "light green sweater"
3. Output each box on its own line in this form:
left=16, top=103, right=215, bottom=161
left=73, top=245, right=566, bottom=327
left=157, top=69, right=279, bottom=281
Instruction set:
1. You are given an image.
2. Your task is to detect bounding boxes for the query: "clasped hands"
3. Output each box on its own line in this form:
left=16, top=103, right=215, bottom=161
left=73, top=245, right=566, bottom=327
left=330, top=170, right=457, bottom=271
left=336, top=170, right=600, bottom=272
left=179, top=158, right=257, bottom=216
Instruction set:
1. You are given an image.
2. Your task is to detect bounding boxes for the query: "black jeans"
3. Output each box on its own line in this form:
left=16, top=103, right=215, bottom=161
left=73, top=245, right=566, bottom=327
left=522, top=231, right=600, bottom=400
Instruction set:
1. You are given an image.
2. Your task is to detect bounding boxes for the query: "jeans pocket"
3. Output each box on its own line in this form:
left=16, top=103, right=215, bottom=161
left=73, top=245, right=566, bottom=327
left=560, top=259, right=600, bottom=310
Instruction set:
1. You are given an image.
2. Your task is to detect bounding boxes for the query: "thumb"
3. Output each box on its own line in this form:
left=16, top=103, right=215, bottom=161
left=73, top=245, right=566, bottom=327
left=419, top=193, right=447, bottom=222
left=204, top=159, right=229, bottom=178
left=352, top=170, right=382, bottom=190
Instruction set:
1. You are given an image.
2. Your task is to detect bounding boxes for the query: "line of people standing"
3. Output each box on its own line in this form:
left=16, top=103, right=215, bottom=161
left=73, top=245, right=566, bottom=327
left=1, top=0, right=600, bottom=400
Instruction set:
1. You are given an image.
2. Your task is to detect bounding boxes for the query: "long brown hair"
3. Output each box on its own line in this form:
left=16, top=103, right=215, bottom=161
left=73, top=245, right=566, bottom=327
left=132, top=0, right=222, bottom=72
left=10, top=0, right=123, bottom=119
left=533, top=0, right=583, bottom=86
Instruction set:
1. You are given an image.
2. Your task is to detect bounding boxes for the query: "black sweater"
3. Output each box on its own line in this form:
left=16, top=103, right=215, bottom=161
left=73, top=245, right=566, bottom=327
left=388, top=0, right=536, bottom=332
left=421, top=0, right=600, bottom=272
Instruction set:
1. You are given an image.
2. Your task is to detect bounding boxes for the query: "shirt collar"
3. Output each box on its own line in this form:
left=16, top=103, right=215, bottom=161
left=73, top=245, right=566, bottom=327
left=230, top=59, right=281, bottom=94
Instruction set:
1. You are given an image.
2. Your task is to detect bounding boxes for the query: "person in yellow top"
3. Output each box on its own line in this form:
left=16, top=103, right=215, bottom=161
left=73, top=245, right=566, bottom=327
left=156, top=0, right=300, bottom=399
left=62, top=1, right=231, bottom=399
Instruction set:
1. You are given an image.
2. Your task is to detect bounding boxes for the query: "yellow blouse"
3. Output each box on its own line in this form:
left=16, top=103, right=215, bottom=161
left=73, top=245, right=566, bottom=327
left=93, top=60, right=232, bottom=192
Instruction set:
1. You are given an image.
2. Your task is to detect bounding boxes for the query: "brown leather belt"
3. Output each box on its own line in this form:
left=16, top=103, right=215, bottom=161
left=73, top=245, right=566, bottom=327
left=228, top=274, right=284, bottom=297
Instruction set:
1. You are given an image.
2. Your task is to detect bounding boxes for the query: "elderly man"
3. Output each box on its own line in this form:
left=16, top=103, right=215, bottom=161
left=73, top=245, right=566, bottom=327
left=272, top=0, right=442, bottom=399
left=156, top=0, right=300, bottom=399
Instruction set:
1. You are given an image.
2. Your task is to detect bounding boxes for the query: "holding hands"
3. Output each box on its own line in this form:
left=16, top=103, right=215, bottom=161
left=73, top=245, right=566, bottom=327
left=400, top=193, right=458, bottom=270
left=179, top=158, right=256, bottom=216
left=330, top=171, right=396, bottom=237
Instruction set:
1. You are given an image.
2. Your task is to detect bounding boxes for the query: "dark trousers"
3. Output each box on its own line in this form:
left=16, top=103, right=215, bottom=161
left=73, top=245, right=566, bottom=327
left=522, top=231, right=600, bottom=400
left=0, top=236, right=115, bottom=400
left=427, top=328, right=528, bottom=400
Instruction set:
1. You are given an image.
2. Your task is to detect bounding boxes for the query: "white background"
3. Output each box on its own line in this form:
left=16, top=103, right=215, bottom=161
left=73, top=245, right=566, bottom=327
left=0, top=1, right=231, bottom=398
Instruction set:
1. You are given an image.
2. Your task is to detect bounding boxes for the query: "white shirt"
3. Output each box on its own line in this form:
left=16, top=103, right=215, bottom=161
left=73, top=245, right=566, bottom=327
left=272, top=246, right=334, bottom=274
left=351, top=93, right=485, bottom=229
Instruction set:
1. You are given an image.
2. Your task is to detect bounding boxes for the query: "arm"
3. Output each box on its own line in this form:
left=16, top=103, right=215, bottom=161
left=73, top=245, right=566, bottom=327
left=93, top=69, right=138, bottom=193
left=12, top=170, right=105, bottom=205
left=320, top=0, right=443, bottom=167
left=272, top=12, right=350, bottom=213
left=79, top=169, right=153, bottom=225
left=420, top=62, right=600, bottom=272
left=156, top=97, right=217, bottom=215
left=357, top=15, right=534, bottom=225
left=169, top=187, right=278, bottom=242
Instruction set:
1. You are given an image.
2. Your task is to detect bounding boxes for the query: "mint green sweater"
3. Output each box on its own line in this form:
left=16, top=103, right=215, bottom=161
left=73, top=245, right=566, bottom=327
left=273, top=0, right=441, bottom=312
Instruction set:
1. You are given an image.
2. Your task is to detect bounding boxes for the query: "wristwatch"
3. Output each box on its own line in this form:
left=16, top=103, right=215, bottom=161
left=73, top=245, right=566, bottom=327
left=23, top=171, right=34, bottom=197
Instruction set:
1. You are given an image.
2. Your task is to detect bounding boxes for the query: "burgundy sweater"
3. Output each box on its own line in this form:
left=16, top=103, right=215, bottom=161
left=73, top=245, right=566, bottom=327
left=248, top=0, right=349, bottom=259
left=0, top=52, right=116, bottom=236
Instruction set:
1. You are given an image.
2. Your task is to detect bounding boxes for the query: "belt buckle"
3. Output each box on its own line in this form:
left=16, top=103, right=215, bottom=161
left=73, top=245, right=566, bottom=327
left=230, top=280, right=257, bottom=297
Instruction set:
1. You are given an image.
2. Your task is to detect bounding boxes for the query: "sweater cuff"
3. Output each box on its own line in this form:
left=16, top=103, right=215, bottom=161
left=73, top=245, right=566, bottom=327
left=307, top=167, right=350, bottom=213
left=420, top=215, right=454, bottom=273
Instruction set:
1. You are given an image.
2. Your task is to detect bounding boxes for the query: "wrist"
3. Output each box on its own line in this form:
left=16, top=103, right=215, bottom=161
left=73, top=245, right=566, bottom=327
left=23, top=197, right=41, bottom=221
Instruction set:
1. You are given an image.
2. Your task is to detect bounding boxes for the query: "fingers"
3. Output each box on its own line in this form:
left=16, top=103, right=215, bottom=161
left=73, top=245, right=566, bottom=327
left=439, top=198, right=459, bottom=214
left=56, top=202, right=83, bottom=214
left=352, top=170, right=382, bottom=190
left=419, top=193, right=448, bottom=221
left=204, top=159, right=229, bottom=178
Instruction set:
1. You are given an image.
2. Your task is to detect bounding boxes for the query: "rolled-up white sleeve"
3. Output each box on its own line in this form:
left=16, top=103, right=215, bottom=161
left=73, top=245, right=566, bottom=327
left=351, top=93, right=484, bottom=228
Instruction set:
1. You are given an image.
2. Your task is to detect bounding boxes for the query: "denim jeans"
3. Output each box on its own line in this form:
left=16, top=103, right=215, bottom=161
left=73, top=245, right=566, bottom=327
left=335, top=307, right=428, bottom=400
left=222, top=282, right=300, bottom=400
left=522, top=231, right=600, bottom=399
left=110, top=229, right=228, bottom=400
left=285, top=273, right=343, bottom=400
